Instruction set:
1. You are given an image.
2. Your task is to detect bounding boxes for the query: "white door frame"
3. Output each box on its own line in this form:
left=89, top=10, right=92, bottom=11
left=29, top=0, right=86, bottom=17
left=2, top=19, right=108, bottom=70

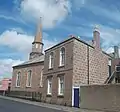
left=72, top=86, right=80, bottom=107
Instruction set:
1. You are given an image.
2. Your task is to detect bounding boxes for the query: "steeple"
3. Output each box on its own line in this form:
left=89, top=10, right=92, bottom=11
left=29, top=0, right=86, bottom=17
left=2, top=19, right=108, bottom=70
left=29, top=17, right=44, bottom=60
left=33, top=17, right=42, bottom=43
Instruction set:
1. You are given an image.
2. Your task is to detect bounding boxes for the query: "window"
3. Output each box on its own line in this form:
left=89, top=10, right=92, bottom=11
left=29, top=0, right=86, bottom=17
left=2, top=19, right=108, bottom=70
left=40, top=69, right=43, bottom=87
left=59, top=47, right=65, bottom=66
left=26, top=70, right=32, bottom=87
left=47, top=78, right=52, bottom=95
left=16, top=72, right=21, bottom=87
left=49, top=52, right=54, bottom=69
left=58, top=76, right=64, bottom=95
left=36, top=44, right=39, bottom=48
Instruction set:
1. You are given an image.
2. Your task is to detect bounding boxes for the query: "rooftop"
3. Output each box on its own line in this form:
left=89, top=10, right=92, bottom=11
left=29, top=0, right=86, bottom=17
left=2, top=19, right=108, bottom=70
left=13, top=54, right=44, bottom=68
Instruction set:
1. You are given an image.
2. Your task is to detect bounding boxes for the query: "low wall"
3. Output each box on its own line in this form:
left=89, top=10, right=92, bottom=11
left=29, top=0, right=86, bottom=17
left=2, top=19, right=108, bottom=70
left=80, top=84, right=120, bottom=112
left=9, top=91, right=42, bottom=102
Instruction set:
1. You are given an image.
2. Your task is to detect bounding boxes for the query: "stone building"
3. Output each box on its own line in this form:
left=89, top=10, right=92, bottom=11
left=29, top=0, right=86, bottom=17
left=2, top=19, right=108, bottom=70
left=11, top=18, right=44, bottom=93
left=41, top=27, right=112, bottom=107
left=105, top=46, right=120, bottom=84
left=0, top=78, right=11, bottom=91
left=11, top=23, right=113, bottom=107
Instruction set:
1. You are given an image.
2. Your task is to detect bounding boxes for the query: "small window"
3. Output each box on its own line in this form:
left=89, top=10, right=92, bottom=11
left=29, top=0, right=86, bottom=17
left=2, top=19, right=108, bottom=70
left=47, top=78, right=52, bottom=95
left=49, top=52, right=54, bottom=69
left=59, top=47, right=65, bottom=66
left=16, top=72, right=21, bottom=87
left=26, top=70, right=32, bottom=87
left=40, top=69, right=43, bottom=87
left=58, top=76, right=64, bottom=95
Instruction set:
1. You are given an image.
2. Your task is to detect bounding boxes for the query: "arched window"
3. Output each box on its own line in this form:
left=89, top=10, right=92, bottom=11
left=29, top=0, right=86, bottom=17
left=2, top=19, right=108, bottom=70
left=59, top=47, right=65, bottom=66
left=40, top=69, right=43, bottom=87
left=49, top=52, right=54, bottom=69
left=16, top=72, right=21, bottom=87
left=26, top=70, right=32, bottom=87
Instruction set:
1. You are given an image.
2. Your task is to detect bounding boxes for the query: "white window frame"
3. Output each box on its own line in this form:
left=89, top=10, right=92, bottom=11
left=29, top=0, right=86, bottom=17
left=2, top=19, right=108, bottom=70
left=59, top=47, right=65, bottom=67
left=26, top=70, right=32, bottom=87
left=49, top=52, right=54, bottom=69
left=40, top=69, right=43, bottom=87
left=58, top=76, right=64, bottom=95
left=16, top=72, right=21, bottom=87
left=47, top=78, right=52, bottom=95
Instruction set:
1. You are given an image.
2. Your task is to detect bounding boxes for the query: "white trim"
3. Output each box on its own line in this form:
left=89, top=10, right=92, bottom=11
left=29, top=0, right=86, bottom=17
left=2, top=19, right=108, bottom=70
left=26, top=70, right=32, bottom=87
left=59, top=47, right=65, bottom=67
left=58, top=76, right=64, bottom=96
left=16, top=72, right=21, bottom=87
left=49, top=52, right=54, bottom=69
left=72, top=86, right=80, bottom=107
left=47, top=78, right=52, bottom=95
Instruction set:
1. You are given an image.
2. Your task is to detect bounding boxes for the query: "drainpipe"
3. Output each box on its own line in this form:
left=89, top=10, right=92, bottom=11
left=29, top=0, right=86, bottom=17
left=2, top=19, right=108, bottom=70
left=87, top=46, right=89, bottom=84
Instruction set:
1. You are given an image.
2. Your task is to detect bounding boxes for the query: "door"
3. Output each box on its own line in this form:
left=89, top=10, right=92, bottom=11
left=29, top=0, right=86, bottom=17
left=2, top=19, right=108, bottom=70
left=74, top=88, right=79, bottom=108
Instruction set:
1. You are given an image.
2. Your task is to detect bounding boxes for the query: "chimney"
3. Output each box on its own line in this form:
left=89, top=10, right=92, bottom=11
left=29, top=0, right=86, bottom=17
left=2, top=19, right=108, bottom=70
left=114, top=46, right=119, bottom=58
left=93, top=25, right=100, bottom=49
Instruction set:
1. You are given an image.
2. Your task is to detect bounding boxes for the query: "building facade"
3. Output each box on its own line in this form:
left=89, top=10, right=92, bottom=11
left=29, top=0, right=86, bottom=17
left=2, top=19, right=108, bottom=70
left=11, top=18, right=44, bottom=93
left=41, top=28, right=112, bottom=106
left=0, top=78, right=11, bottom=91
left=105, top=46, right=120, bottom=84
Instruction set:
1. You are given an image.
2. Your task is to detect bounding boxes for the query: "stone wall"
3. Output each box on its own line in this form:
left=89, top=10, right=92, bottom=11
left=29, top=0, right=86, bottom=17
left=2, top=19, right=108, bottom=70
left=44, top=39, right=73, bottom=75
left=73, top=39, right=88, bottom=86
left=42, top=69, right=73, bottom=106
left=73, top=39, right=110, bottom=86
left=42, top=39, right=74, bottom=106
left=11, top=63, right=44, bottom=92
left=89, top=48, right=109, bottom=84
left=80, top=84, right=120, bottom=112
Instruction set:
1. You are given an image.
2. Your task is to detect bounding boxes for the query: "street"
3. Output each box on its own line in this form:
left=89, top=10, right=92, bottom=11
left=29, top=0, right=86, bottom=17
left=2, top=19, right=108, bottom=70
left=0, top=98, right=65, bottom=112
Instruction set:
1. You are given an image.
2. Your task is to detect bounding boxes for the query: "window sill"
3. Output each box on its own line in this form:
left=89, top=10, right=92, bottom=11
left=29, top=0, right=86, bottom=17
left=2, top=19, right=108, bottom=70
left=46, top=94, right=52, bottom=97
left=39, top=86, right=43, bottom=88
left=58, top=65, right=65, bottom=68
left=57, top=95, right=64, bottom=98
left=48, top=68, right=53, bottom=70
left=15, top=86, right=20, bottom=88
left=26, top=86, right=31, bottom=88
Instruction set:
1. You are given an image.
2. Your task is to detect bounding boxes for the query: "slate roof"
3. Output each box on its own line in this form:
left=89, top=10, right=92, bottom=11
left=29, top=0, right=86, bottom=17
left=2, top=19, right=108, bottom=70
left=13, top=55, right=44, bottom=68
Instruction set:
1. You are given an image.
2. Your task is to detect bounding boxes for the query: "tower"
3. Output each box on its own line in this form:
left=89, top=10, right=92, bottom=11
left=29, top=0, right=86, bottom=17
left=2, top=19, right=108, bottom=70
left=29, top=17, right=44, bottom=60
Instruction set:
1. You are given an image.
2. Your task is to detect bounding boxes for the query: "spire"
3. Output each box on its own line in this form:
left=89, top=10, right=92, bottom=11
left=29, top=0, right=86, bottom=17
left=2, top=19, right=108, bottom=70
left=34, top=17, right=42, bottom=43
left=29, top=17, right=44, bottom=60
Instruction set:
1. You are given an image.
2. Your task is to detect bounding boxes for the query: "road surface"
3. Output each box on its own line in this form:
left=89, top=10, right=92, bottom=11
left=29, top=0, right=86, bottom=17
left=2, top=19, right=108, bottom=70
left=0, top=98, right=65, bottom=112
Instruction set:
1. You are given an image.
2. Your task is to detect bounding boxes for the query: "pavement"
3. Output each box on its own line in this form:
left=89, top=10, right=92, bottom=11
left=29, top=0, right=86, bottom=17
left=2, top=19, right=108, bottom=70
left=0, top=95, right=104, bottom=112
